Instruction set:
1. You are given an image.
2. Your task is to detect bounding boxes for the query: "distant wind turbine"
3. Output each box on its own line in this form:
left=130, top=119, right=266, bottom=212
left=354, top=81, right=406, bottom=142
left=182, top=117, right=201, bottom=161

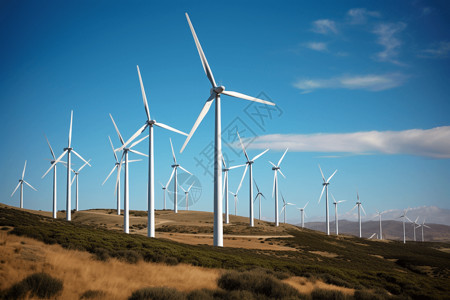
left=42, top=111, right=91, bottom=221
left=280, top=192, right=295, bottom=224
left=180, top=13, right=276, bottom=247
left=296, top=201, right=309, bottom=228
left=317, top=165, right=338, bottom=235
left=11, top=161, right=37, bottom=208
left=71, top=159, right=91, bottom=211
left=222, top=158, right=245, bottom=224
left=349, top=191, right=366, bottom=238
left=374, top=210, right=386, bottom=240
left=269, top=148, right=288, bottom=227
left=167, top=138, right=191, bottom=214
left=419, top=219, right=431, bottom=242
left=159, top=175, right=172, bottom=210
left=398, top=208, right=410, bottom=244
left=331, top=193, right=346, bottom=236
left=180, top=182, right=195, bottom=211
left=409, top=216, right=420, bottom=242
left=229, top=188, right=241, bottom=216
left=254, top=178, right=266, bottom=221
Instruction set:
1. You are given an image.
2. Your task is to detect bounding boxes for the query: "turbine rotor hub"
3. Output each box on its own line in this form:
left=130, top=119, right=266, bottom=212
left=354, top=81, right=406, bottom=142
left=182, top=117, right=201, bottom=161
left=172, top=164, right=179, bottom=168
left=213, top=86, right=225, bottom=94
left=147, top=120, right=156, bottom=125
left=64, top=147, right=73, bottom=151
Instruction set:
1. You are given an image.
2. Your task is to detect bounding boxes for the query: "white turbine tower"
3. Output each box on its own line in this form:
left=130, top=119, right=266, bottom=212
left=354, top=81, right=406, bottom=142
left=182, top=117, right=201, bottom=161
left=180, top=182, right=194, bottom=211
left=229, top=190, right=240, bottom=216
left=269, top=149, right=288, bottom=227
left=317, top=165, right=338, bottom=235
left=374, top=210, right=385, bottom=240
left=254, top=178, right=266, bottom=221
left=168, top=138, right=191, bottom=214
left=236, top=131, right=269, bottom=227
left=116, top=65, right=187, bottom=238
left=110, top=114, right=148, bottom=234
left=349, top=192, right=366, bottom=238
left=331, top=193, right=346, bottom=236
left=419, top=219, right=431, bottom=242
left=222, top=158, right=245, bottom=224
left=159, top=177, right=172, bottom=210
left=43, top=135, right=66, bottom=218
left=296, top=201, right=309, bottom=228
left=180, top=13, right=276, bottom=247
left=42, top=111, right=90, bottom=221
left=409, top=216, right=420, bottom=242
left=280, top=192, right=295, bottom=224
left=11, top=161, right=37, bottom=208
left=71, top=159, right=91, bottom=211
left=398, top=208, right=410, bottom=244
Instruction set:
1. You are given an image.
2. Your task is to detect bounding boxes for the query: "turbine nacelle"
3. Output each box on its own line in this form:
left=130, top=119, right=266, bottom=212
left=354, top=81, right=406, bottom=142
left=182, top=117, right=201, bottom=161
left=171, top=164, right=179, bottom=168
left=64, top=147, right=73, bottom=151
left=212, top=86, right=225, bottom=94
left=322, top=182, right=329, bottom=186
left=146, top=119, right=156, bottom=125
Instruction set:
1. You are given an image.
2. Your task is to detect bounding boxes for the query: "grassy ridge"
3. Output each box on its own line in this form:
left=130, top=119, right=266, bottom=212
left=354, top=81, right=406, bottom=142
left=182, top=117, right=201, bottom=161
left=0, top=206, right=449, bottom=299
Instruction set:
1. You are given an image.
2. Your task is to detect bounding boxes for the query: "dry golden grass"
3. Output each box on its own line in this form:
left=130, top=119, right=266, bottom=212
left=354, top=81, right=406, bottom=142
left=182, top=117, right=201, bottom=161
left=0, top=231, right=221, bottom=299
left=283, top=276, right=355, bottom=296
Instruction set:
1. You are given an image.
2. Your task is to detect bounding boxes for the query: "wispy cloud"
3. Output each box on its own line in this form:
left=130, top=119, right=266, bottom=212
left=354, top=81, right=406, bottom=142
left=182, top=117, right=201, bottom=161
left=347, top=8, right=380, bottom=24
left=372, top=22, right=407, bottom=64
left=246, top=126, right=450, bottom=159
left=312, top=19, right=338, bottom=34
left=419, top=41, right=450, bottom=58
left=304, top=42, right=328, bottom=52
left=293, top=73, right=407, bottom=92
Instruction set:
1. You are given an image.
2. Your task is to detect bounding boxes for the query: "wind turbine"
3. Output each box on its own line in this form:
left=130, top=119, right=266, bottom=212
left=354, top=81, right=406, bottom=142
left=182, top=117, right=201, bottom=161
left=409, top=216, right=420, bottom=242
left=398, top=208, right=410, bottom=244
left=331, top=193, right=346, bottom=235
left=103, top=136, right=141, bottom=215
left=280, top=192, right=295, bottom=224
left=11, top=161, right=37, bottom=208
left=296, top=201, right=309, bottom=228
left=269, top=148, right=288, bottom=227
left=419, top=219, right=431, bottom=242
left=254, top=178, right=266, bottom=221
left=317, top=165, right=338, bottom=235
left=180, top=13, right=276, bottom=247
left=369, top=233, right=378, bottom=239
left=116, top=65, right=187, bottom=238
left=222, top=158, right=245, bottom=224
left=374, top=210, right=385, bottom=240
left=229, top=190, right=240, bottom=216
left=180, top=182, right=194, bottom=211
left=349, top=191, right=366, bottom=238
left=236, top=131, right=269, bottom=227
left=71, top=159, right=91, bottom=212
left=42, top=111, right=91, bottom=221
left=110, top=114, right=148, bottom=234
left=168, top=138, right=191, bottom=214
left=43, top=135, right=66, bottom=218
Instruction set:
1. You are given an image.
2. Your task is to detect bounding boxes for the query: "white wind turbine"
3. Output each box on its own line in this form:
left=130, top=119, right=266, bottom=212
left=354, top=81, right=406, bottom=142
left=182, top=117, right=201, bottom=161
left=180, top=182, right=194, bottom=211
left=110, top=114, right=148, bottom=234
left=222, top=158, right=245, bottom=224
left=398, top=208, right=410, bottom=244
left=254, top=178, right=266, bottom=221
left=374, top=210, right=386, bottom=240
left=296, top=201, right=309, bottom=228
left=280, top=192, right=295, bottom=224
left=349, top=192, right=366, bottom=238
left=419, top=219, right=431, bottom=242
left=180, top=13, right=276, bottom=247
left=269, top=148, right=288, bottom=227
left=159, top=177, right=172, bottom=210
left=116, top=65, right=187, bottom=238
left=317, top=165, right=338, bottom=235
left=71, top=159, right=91, bottom=212
left=168, top=138, right=191, bottom=214
left=236, top=131, right=269, bottom=227
left=11, top=161, right=37, bottom=208
left=409, top=216, right=420, bottom=242
left=331, top=193, right=346, bottom=236
left=229, top=190, right=240, bottom=216
left=43, top=135, right=66, bottom=219
left=103, top=136, right=141, bottom=215
left=42, top=111, right=91, bottom=221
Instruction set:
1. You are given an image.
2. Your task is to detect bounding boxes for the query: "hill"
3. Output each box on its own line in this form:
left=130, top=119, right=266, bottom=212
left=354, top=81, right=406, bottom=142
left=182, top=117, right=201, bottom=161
left=1, top=204, right=449, bottom=299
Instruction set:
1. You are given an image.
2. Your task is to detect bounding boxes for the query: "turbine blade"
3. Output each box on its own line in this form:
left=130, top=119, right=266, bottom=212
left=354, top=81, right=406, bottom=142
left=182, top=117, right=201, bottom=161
left=115, top=154, right=124, bottom=193
left=22, top=180, right=37, bottom=191
left=127, top=159, right=142, bottom=163
left=252, top=148, right=269, bottom=161
left=109, top=114, right=125, bottom=145
left=71, top=175, right=76, bottom=186
left=228, top=164, right=246, bottom=170
left=44, top=134, right=56, bottom=160
left=180, top=94, right=215, bottom=153
left=349, top=205, right=358, bottom=213
left=254, top=178, right=260, bottom=193
left=185, top=13, right=217, bottom=87
left=42, top=150, right=67, bottom=178
left=268, top=161, right=276, bottom=168
left=187, top=182, right=194, bottom=192
left=222, top=90, right=275, bottom=106
left=222, top=171, right=227, bottom=198
left=179, top=185, right=186, bottom=192
left=222, top=157, right=227, bottom=168
left=331, top=192, right=337, bottom=204
left=136, top=65, right=151, bottom=121
left=318, top=185, right=325, bottom=204
left=277, top=169, right=286, bottom=179
left=102, top=165, right=117, bottom=185
left=22, top=160, right=27, bottom=180
left=361, top=205, right=367, bottom=216
left=117, top=123, right=148, bottom=152
left=236, top=131, right=250, bottom=161
left=237, top=164, right=248, bottom=195
left=155, top=122, right=188, bottom=136
left=68, top=110, right=73, bottom=148
left=166, top=168, right=175, bottom=188
left=129, top=149, right=148, bottom=157
left=11, top=182, right=21, bottom=197
left=129, top=133, right=149, bottom=149
left=71, top=150, right=91, bottom=166
left=303, top=201, right=309, bottom=209
left=318, top=164, right=325, bottom=182
left=327, top=169, right=338, bottom=182
left=170, top=138, right=177, bottom=164
left=108, top=136, right=119, bottom=162
left=178, top=165, right=192, bottom=175
left=77, top=159, right=91, bottom=172
left=277, top=148, right=288, bottom=166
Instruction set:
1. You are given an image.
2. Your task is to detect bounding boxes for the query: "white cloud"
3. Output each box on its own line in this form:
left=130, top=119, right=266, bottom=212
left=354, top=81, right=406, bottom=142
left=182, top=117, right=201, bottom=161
left=293, top=73, right=407, bottom=92
left=304, top=42, right=328, bottom=52
left=312, top=19, right=338, bottom=34
left=347, top=8, right=380, bottom=24
left=246, top=126, right=450, bottom=159
left=372, top=22, right=407, bottom=64
left=419, top=41, right=450, bottom=58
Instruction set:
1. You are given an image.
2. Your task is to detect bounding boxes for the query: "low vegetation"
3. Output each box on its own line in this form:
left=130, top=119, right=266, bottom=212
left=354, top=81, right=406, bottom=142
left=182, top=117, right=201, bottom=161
left=0, top=206, right=449, bottom=299
left=1, top=272, right=63, bottom=299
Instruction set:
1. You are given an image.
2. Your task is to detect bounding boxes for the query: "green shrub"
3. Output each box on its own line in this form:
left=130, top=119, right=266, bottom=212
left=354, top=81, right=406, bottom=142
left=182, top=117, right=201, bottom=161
left=93, top=248, right=110, bottom=261
left=186, top=289, right=215, bottom=300
left=116, top=250, right=142, bottom=264
left=128, top=286, right=185, bottom=300
left=353, top=289, right=385, bottom=300
left=311, top=288, right=347, bottom=300
left=80, top=289, right=106, bottom=299
left=164, top=256, right=179, bottom=266
left=3, top=272, right=63, bottom=299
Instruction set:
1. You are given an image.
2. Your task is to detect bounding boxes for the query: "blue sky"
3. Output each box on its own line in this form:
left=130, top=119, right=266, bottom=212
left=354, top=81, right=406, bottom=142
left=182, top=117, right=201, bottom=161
left=1, top=1, right=449, bottom=225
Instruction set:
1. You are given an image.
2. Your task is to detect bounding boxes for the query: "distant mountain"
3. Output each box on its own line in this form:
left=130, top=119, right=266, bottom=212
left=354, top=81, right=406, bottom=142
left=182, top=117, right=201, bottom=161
left=303, top=219, right=450, bottom=242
